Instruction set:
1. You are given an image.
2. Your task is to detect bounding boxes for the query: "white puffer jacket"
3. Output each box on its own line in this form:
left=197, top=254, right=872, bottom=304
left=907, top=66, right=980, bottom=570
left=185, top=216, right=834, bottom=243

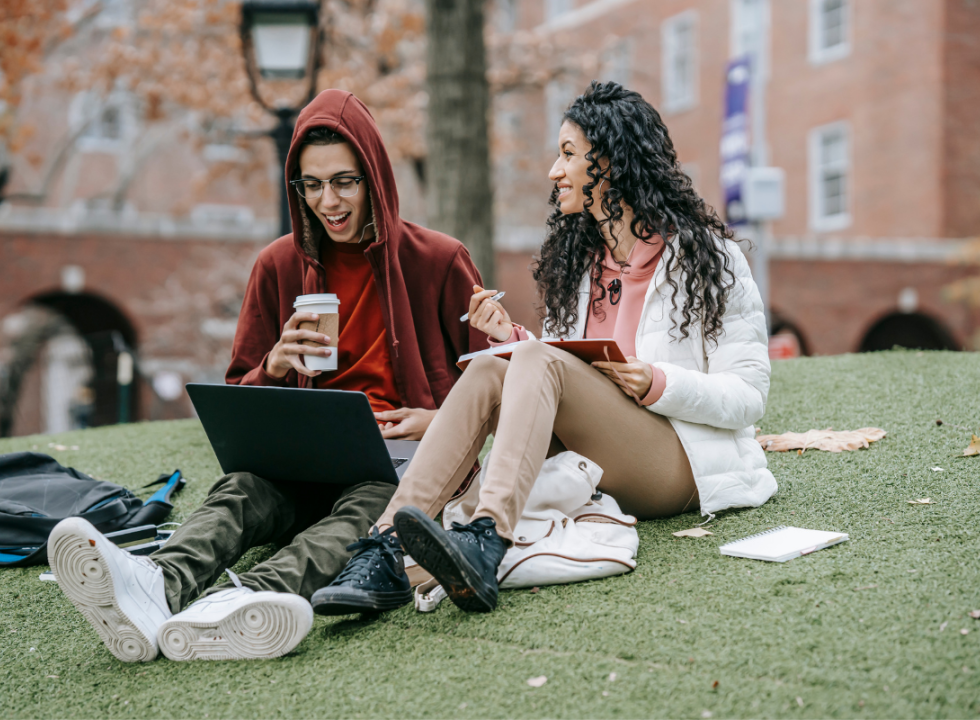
left=541, top=237, right=777, bottom=518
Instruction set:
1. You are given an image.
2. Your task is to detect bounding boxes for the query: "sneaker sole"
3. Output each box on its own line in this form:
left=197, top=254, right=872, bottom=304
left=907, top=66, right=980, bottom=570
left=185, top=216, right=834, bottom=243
left=310, top=588, right=412, bottom=616
left=394, top=507, right=497, bottom=613
left=48, top=518, right=159, bottom=663
left=158, top=594, right=313, bottom=661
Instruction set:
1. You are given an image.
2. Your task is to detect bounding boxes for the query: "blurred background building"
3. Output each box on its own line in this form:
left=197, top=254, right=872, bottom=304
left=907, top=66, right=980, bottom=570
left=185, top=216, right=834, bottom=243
left=1, top=0, right=979, bottom=436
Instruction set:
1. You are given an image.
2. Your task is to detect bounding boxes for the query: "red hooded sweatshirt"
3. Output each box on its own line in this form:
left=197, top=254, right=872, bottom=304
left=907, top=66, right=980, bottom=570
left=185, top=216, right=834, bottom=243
left=226, top=90, right=488, bottom=409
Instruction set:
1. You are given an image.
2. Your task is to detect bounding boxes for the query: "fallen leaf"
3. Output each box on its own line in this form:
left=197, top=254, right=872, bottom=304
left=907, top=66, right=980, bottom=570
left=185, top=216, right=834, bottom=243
left=940, top=621, right=949, bottom=631
left=673, top=527, right=714, bottom=538
left=963, top=435, right=980, bottom=457
left=855, top=584, right=878, bottom=591
left=931, top=467, right=945, bottom=472
left=47, top=443, right=68, bottom=451
left=608, top=673, right=617, bottom=682
left=962, top=628, right=970, bottom=636
left=529, top=587, right=540, bottom=594
left=969, top=610, right=980, bottom=619
left=908, top=498, right=935, bottom=505
left=796, top=697, right=805, bottom=707
left=757, top=427, right=886, bottom=454
left=701, top=711, right=713, bottom=718
left=46, top=675, right=59, bottom=678
left=527, top=676, right=547, bottom=688
left=711, top=680, right=719, bottom=689
left=602, top=691, right=609, bottom=697
left=678, top=619, right=688, bottom=624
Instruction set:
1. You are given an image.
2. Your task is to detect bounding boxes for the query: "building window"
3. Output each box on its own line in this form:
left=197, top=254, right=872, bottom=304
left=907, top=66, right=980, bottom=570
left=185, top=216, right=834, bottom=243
left=661, top=11, right=698, bottom=114
left=545, top=80, right=575, bottom=150
left=731, top=0, right=769, bottom=65
left=601, top=38, right=633, bottom=87
left=496, top=0, right=517, bottom=34
left=809, top=0, right=850, bottom=64
left=69, top=91, right=135, bottom=153
left=809, top=122, right=851, bottom=230
left=545, top=0, right=573, bottom=22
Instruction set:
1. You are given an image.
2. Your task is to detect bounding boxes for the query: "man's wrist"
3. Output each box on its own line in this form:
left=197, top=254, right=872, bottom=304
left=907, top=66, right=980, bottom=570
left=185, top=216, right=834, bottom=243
left=265, top=354, right=286, bottom=379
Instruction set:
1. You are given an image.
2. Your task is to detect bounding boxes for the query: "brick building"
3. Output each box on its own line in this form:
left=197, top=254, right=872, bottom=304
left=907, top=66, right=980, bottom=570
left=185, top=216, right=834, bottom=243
left=2, top=0, right=979, bottom=435
left=492, top=0, right=980, bottom=354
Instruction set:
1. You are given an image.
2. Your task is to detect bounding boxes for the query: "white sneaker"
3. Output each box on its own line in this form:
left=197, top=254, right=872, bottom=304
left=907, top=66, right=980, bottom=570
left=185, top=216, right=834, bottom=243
left=47, top=517, right=172, bottom=662
left=157, top=586, right=313, bottom=661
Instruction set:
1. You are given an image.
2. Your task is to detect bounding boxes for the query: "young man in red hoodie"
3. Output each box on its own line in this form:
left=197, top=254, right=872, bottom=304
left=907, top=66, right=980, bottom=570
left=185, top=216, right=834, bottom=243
left=47, top=90, right=488, bottom=662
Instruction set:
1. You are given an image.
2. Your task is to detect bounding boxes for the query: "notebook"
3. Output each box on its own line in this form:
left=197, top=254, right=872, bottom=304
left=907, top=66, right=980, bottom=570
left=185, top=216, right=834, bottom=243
left=719, top=526, right=848, bottom=562
left=457, top=339, right=628, bottom=370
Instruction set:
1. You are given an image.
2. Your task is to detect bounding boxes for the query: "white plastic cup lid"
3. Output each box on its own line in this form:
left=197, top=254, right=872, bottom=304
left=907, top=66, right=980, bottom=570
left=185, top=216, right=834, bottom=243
left=294, top=293, right=340, bottom=308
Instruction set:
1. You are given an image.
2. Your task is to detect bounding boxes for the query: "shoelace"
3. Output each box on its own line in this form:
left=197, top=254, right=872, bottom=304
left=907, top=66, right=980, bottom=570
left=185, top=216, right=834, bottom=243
left=335, top=527, right=400, bottom=586
left=448, top=520, right=496, bottom=553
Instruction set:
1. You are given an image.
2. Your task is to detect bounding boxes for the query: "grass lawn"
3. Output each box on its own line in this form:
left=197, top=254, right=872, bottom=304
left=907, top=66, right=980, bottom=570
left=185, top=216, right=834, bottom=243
left=1, top=349, right=978, bottom=719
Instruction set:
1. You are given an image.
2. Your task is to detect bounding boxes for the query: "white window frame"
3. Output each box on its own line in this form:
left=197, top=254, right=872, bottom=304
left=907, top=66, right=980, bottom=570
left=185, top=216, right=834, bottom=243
left=661, top=10, right=699, bottom=115
left=69, top=91, right=136, bottom=153
left=808, top=121, right=852, bottom=231
left=544, top=80, right=575, bottom=151
left=601, top=37, right=633, bottom=87
left=545, top=0, right=573, bottom=22
left=730, top=0, right=770, bottom=70
left=808, top=0, right=850, bottom=65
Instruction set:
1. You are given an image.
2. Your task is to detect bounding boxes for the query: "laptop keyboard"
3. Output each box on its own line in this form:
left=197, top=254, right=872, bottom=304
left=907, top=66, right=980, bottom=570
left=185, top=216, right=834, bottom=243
left=391, top=458, right=409, bottom=469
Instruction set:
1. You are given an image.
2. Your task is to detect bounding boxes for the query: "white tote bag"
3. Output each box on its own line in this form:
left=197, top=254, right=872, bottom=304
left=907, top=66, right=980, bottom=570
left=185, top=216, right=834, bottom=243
left=415, top=450, right=639, bottom=612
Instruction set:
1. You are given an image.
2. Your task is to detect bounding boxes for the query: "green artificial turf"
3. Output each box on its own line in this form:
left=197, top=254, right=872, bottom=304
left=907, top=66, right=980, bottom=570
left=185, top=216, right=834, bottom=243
left=1, top=349, right=978, bottom=719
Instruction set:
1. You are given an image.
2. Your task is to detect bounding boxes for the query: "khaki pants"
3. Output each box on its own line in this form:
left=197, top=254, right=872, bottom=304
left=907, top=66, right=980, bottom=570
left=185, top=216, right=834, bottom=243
left=378, top=341, right=697, bottom=543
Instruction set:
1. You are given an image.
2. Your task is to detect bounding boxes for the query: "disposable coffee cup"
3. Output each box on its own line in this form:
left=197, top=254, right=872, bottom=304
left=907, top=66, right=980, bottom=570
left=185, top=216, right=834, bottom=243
left=293, top=293, right=340, bottom=371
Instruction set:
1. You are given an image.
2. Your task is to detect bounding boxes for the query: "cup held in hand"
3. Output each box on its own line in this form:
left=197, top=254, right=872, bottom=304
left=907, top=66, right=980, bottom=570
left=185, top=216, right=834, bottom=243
left=294, top=294, right=340, bottom=371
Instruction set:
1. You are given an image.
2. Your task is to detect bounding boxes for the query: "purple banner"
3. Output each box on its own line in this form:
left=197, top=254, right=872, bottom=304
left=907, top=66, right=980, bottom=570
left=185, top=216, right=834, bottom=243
left=720, top=56, right=751, bottom=225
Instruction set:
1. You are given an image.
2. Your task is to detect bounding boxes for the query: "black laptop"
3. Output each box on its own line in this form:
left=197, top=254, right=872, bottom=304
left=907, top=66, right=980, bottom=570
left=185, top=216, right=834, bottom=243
left=185, top=384, right=419, bottom=485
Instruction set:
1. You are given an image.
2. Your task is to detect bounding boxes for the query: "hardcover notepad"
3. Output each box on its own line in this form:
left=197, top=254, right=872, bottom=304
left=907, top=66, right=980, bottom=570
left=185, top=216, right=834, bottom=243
left=456, top=339, right=627, bottom=370
left=719, top=526, right=848, bottom=563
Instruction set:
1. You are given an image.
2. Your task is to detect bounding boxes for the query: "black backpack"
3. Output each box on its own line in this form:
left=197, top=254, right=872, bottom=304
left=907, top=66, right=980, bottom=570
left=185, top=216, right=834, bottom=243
left=0, top=452, right=185, bottom=567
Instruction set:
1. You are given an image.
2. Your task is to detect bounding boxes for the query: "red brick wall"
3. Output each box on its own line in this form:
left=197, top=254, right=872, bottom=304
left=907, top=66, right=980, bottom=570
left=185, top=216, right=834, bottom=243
left=943, top=0, right=980, bottom=237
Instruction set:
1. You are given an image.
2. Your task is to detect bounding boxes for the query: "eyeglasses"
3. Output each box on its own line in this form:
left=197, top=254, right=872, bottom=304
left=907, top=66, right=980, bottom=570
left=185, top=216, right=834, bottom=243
left=290, top=175, right=366, bottom=199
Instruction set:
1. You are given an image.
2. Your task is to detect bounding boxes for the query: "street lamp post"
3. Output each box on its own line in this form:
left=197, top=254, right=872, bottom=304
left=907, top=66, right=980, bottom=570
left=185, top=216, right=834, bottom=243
left=240, top=0, right=323, bottom=239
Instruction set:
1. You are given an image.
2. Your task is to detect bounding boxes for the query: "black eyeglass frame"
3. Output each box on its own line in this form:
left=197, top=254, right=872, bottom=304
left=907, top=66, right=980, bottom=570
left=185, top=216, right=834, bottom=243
left=290, top=175, right=366, bottom=199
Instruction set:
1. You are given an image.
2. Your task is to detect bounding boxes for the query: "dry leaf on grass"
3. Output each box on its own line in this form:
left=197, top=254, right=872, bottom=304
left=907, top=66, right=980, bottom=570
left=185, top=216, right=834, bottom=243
left=908, top=498, right=935, bottom=505
left=968, top=610, right=980, bottom=619
left=672, top=527, right=714, bottom=538
left=963, top=435, right=980, bottom=457
left=527, top=676, right=547, bottom=688
left=756, top=428, right=886, bottom=454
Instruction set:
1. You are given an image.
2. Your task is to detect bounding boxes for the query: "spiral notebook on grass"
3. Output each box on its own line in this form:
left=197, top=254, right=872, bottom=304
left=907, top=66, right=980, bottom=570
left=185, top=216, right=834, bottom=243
left=719, top=526, right=848, bottom=562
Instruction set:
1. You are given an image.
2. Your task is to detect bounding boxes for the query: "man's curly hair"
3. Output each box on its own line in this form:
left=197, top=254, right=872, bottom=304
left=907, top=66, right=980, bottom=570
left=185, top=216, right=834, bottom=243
left=532, top=81, right=736, bottom=344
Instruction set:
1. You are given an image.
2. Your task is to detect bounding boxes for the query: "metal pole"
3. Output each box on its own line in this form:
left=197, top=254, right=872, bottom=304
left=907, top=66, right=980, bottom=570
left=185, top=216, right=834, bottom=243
left=750, top=1, right=772, bottom=334
left=271, top=108, right=296, bottom=239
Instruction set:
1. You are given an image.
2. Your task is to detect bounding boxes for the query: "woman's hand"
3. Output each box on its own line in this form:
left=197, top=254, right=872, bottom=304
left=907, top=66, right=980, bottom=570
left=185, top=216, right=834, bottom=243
left=591, top=356, right=653, bottom=400
left=469, top=285, right=513, bottom=342
left=266, top=311, right=332, bottom=379
left=375, top=408, right=438, bottom=440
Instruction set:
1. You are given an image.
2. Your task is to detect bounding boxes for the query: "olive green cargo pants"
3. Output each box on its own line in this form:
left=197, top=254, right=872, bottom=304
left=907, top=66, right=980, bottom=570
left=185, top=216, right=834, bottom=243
left=150, top=472, right=396, bottom=614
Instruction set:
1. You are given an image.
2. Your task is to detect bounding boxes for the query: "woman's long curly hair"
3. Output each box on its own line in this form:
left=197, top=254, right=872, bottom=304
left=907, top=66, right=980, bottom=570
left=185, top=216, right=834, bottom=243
left=532, top=81, right=736, bottom=344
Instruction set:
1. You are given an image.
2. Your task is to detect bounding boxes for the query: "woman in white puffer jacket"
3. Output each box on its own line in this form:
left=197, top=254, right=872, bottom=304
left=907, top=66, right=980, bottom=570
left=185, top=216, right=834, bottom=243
left=320, top=81, right=776, bottom=616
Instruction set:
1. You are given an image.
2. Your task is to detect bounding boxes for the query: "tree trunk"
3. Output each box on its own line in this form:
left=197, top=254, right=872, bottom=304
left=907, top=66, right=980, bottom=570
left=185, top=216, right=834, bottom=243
left=424, top=0, right=495, bottom=288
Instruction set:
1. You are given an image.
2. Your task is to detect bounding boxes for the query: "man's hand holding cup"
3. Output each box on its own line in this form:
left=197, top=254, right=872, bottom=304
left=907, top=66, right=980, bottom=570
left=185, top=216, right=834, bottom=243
left=469, top=285, right=513, bottom=342
left=266, top=311, right=333, bottom=379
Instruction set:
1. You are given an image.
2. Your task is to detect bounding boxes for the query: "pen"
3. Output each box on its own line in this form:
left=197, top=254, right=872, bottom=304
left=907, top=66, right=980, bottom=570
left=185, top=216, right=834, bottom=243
left=460, top=291, right=506, bottom=322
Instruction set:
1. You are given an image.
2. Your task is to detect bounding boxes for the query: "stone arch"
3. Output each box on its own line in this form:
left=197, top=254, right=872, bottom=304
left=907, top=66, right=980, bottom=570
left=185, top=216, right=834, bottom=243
left=858, top=311, right=959, bottom=352
left=2, top=291, right=140, bottom=435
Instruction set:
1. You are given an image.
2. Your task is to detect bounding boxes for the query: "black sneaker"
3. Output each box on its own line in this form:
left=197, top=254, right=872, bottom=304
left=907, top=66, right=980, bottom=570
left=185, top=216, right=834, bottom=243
left=393, top=506, right=507, bottom=613
left=310, top=527, right=413, bottom=615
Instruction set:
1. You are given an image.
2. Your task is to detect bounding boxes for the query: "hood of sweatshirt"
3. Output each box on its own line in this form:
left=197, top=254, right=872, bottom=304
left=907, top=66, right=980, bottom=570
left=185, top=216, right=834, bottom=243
left=286, top=89, right=399, bottom=260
